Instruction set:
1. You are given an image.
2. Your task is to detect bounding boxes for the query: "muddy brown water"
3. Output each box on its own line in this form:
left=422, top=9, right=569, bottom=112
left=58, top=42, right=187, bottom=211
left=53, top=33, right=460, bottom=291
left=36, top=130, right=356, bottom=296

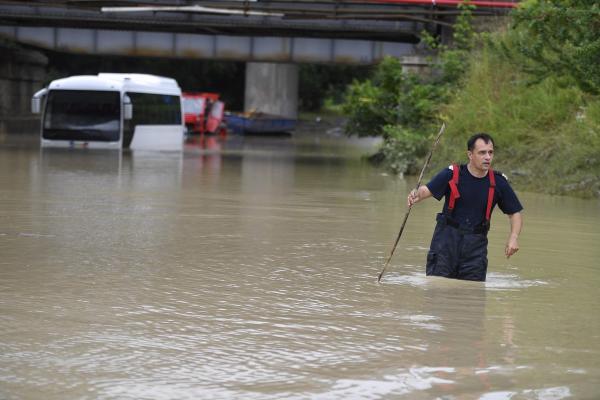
left=1, top=132, right=599, bottom=399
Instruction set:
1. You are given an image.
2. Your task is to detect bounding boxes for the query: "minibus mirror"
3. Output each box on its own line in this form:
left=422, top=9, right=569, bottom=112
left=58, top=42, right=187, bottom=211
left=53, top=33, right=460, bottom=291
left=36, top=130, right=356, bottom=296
left=123, top=96, right=132, bottom=120
left=31, top=98, right=41, bottom=114
left=31, top=88, right=48, bottom=114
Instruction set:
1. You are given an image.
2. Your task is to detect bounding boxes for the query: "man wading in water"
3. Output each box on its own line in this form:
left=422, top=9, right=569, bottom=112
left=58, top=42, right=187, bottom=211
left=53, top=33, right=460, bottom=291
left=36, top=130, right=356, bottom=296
left=407, top=133, right=523, bottom=281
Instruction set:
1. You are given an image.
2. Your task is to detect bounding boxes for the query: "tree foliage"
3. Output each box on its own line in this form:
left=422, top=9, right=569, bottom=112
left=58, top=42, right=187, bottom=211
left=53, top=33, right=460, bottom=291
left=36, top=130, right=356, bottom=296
left=342, top=2, right=476, bottom=174
left=509, top=0, right=600, bottom=94
left=342, top=57, right=445, bottom=138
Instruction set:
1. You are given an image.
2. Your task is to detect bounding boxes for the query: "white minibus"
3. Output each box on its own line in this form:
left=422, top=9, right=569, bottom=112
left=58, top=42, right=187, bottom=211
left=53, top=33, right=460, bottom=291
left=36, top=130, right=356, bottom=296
left=32, top=73, right=185, bottom=150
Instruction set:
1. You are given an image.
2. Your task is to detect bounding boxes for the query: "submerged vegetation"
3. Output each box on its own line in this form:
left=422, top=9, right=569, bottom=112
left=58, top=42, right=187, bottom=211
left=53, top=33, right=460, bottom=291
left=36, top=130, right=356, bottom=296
left=341, top=0, right=600, bottom=198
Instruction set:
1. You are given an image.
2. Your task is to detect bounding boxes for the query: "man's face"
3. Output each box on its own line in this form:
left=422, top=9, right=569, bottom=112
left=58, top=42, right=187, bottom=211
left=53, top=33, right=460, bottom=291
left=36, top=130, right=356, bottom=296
left=468, top=138, right=494, bottom=172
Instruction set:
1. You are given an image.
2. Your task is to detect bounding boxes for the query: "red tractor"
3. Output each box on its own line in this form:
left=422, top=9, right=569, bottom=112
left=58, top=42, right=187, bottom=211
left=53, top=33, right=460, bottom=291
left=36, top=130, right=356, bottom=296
left=182, top=92, right=226, bottom=137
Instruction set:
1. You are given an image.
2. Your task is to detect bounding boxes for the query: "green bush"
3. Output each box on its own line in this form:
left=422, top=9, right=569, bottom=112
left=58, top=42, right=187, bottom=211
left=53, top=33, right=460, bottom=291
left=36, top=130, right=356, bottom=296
left=342, top=77, right=390, bottom=138
left=380, top=126, right=428, bottom=175
left=342, top=56, right=453, bottom=139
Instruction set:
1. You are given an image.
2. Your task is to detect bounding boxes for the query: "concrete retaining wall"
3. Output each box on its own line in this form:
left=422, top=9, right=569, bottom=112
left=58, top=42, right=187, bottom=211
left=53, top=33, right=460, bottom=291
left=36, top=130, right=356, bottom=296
left=0, top=42, right=47, bottom=134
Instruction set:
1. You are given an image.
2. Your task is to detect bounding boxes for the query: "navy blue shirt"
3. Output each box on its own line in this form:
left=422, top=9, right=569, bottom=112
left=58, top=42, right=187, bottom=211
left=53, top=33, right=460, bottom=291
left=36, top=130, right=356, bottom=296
left=426, top=164, right=523, bottom=228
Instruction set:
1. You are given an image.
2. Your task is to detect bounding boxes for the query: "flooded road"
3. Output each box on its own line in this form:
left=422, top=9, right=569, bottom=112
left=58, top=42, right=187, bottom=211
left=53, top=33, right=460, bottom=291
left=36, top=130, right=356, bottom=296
left=1, top=132, right=599, bottom=399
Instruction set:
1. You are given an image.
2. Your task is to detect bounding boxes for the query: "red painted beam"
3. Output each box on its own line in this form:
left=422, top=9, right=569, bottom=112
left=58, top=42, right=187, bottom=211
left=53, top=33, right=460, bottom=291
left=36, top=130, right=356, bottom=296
left=365, top=0, right=519, bottom=8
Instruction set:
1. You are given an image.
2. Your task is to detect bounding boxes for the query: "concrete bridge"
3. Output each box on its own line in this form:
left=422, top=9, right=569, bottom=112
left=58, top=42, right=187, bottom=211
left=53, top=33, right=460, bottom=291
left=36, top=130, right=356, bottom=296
left=0, top=0, right=517, bottom=124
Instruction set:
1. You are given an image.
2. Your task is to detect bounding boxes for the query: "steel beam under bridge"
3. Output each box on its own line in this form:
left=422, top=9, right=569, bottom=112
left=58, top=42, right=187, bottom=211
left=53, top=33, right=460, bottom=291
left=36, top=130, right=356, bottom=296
left=0, top=25, right=417, bottom=65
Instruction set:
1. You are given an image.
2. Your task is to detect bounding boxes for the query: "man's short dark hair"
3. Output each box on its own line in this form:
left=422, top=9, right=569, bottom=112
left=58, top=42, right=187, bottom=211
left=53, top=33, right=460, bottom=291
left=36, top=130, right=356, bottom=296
left=467, top=133, right=495, bottom=151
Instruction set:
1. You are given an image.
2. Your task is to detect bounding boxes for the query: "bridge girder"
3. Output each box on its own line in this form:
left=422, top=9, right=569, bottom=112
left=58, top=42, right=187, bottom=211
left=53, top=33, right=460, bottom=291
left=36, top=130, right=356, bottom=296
left=0, top=25, right=424, bottom=65
left=0, top=0, right=512, bottom=43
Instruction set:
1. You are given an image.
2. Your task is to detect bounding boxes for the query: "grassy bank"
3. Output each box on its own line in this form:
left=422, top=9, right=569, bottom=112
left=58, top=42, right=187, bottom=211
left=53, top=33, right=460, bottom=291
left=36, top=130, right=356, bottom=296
left=426, top=42, right=600, bottom=198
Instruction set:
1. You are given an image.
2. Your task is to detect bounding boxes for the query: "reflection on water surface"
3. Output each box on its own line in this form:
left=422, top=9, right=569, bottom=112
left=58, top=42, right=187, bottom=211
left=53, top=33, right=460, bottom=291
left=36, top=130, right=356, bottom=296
left=0, top=132, right=599, bottom=399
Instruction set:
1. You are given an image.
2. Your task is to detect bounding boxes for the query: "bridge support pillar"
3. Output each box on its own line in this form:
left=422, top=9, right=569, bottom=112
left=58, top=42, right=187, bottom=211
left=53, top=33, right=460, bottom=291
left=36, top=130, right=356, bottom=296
left=244, top=62, right=298, bottom=119
left=0, top=41, right=47, bottom=134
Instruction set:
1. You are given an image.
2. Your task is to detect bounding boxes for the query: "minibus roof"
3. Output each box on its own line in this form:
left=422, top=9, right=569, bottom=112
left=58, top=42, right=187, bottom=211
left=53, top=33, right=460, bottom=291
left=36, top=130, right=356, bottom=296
left=48, top=73, right=181, bottom=96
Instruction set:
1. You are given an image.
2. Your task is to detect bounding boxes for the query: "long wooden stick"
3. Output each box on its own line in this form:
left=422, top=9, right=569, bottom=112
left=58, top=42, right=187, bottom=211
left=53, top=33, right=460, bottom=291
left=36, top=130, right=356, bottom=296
left=377, top=123, right=446, bottom=283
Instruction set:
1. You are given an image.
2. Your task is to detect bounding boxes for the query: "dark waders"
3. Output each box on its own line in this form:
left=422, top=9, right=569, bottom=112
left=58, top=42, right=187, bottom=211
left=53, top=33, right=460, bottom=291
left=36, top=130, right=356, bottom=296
left=426, top=213, right=489, bottom=282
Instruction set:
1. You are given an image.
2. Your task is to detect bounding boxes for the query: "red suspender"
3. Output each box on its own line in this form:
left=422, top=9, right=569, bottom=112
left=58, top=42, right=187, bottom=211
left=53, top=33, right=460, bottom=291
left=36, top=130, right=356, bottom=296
left=486, top=168, right=496, bottom=221
left=448, top=164, right=460, bottom=211
left=448, top=164, right=496, bottom=221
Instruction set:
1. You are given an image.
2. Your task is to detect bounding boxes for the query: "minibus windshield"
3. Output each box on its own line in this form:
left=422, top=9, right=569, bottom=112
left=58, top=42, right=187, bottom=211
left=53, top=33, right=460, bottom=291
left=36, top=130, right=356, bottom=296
left=42, top=90, right=121, bottom=141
